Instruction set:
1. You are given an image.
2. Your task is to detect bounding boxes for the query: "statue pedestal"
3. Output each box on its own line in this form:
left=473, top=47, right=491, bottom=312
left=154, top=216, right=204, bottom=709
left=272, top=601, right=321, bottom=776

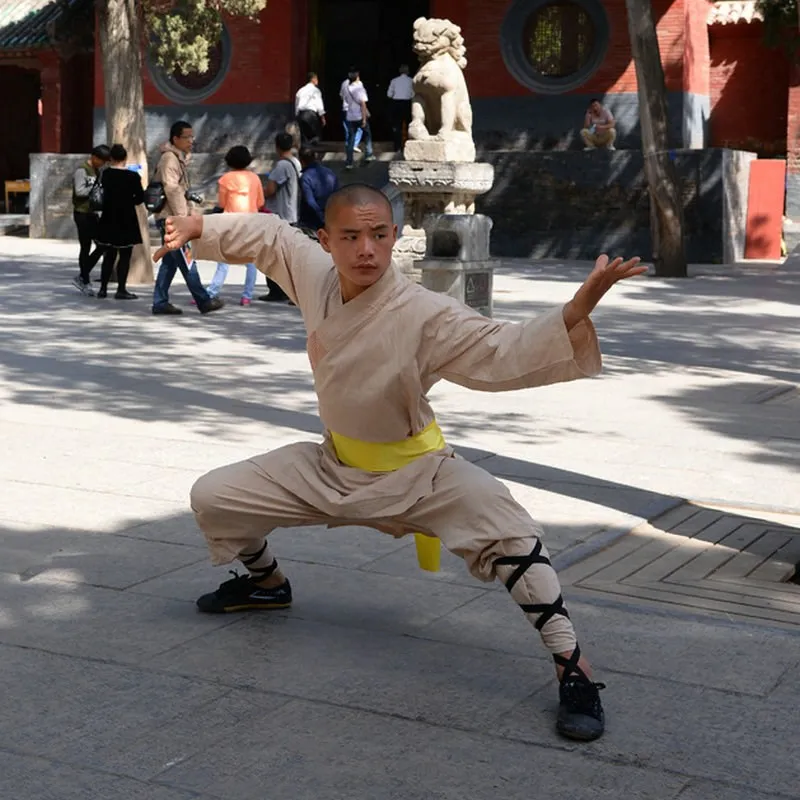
left=389, top=161, right=494, bottom=279
left=418, top=214, right=497, bottom=318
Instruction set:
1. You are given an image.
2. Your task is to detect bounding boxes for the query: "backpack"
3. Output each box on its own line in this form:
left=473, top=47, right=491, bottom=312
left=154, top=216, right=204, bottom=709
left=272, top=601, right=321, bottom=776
left=87, top=169, right=104, bottom=213
left=143, top=180, right=166, bottom=214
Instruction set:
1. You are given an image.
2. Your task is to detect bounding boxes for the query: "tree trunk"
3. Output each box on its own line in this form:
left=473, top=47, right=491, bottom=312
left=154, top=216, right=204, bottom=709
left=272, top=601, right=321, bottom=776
left=624, top=0, right=688, bottom=277
left=97, top=0, right=153, bottom=285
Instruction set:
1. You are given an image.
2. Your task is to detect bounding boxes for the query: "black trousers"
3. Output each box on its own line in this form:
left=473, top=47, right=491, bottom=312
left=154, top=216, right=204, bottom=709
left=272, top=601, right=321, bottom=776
left=297, top=109, right=322, bottom=143
left=100, top=247, right=132, bottom=293
left=389, top=99, right=412, bottom=151
left=73, top=211, right=105, bottom=282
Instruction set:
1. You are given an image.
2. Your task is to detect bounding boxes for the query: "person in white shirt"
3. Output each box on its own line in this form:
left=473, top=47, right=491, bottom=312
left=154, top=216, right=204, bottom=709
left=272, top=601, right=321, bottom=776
left=340, top=69, right=363, bottom=154
left=581, top=99, right=616, bottom=150
left=295, top=72, right=326, bottom=144
left=387, top=64, right=414, bottom=152
left=341, top=67, right=375, bottom=170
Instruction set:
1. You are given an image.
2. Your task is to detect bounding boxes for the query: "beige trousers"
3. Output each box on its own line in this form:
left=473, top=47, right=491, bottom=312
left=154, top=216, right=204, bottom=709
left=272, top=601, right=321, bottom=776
left=191, top=444, right=577, bottom=654
left=581, top=128, right=616, bottom=149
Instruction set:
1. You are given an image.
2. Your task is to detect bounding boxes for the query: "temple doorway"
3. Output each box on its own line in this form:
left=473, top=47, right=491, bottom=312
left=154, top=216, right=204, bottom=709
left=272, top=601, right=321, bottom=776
left=309, top=0, right=430, bottom=142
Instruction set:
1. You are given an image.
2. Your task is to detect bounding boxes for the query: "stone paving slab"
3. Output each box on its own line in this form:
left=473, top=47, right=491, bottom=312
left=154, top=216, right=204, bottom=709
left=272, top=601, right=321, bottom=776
left=154, top=698, right=689, bottom=800
left=495, top=671, right=800, bottom=797
left=560, top=503, right=800, bottom=626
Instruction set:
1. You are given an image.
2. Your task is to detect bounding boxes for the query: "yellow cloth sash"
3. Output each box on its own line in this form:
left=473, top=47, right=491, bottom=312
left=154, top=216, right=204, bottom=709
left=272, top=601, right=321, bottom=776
left=330, top=420, right=446, bottom=473
left=329, top=420, right=445, bottom=571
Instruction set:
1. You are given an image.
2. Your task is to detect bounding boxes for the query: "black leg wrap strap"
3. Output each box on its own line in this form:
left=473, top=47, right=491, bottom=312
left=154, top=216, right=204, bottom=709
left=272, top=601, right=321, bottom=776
left=240, top=541, right=268, bottom=567
left=519, top=594, right=570, bottom=631
left=248, top=559, right=278, bottom=578
left=494, top=540, right=553, bottom=594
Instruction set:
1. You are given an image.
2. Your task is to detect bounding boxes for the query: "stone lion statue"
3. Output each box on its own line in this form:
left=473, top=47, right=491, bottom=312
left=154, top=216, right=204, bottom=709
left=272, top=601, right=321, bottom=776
left=405, top=17, right=475, bottom=162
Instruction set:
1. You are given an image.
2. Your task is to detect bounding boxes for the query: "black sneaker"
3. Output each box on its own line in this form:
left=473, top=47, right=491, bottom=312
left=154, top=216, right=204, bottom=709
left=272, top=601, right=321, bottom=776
left=97, top=288, right=108, bottom=299
left=554, top=646, right=606, bottom=741
left=196, top=571, right=292, bottom=613
left=115, top=290, right=138, bottom=300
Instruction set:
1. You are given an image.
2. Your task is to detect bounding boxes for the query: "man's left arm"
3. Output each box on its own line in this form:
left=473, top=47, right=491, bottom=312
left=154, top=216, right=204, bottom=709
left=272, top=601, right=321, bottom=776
left=422, top=255, right=644, bottom=392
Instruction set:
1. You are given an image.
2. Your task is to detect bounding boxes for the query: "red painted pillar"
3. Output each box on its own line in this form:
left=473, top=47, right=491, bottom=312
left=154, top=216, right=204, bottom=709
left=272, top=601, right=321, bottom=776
left=785, top=64, right=800, bottom=220
left=38, top=52, right=63, bottom=153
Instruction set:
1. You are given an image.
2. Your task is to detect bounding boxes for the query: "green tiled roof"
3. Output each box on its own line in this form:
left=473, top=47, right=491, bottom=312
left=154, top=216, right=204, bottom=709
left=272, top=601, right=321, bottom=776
left=0, top=0, right=85, bottom=50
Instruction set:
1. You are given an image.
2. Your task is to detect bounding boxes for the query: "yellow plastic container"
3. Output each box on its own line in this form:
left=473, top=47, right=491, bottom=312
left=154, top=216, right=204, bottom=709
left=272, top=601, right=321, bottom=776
left=414, top=533, right=441, bottom=572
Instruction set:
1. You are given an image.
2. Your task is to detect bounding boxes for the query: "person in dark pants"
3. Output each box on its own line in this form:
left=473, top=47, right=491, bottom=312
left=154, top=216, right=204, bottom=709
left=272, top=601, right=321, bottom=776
left=71, top=144, right=111, bottom=296
left=93, top=144, right=144, bottom=300
left=151, top=120, right=224, bottom=315
left=387, top=65, right=414, bottom=152
left=298, top=147, right=339, bottom=231
left=294, top=72, right=326, bottom=144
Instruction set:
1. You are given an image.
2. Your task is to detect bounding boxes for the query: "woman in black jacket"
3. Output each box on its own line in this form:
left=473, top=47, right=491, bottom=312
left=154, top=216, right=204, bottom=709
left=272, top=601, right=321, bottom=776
left=95, top=143, right=144, bottom=299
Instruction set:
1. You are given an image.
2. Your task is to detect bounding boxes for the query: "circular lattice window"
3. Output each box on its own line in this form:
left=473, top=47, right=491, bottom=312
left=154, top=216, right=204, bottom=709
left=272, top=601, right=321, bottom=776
left=501, top=0, right=609, bottom=93
left=148, top=26, right=231, bottom=104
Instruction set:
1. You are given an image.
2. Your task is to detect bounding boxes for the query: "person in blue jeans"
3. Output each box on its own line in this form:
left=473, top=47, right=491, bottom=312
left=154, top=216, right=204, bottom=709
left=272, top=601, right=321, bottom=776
left=340, top=70, right=363, bottom=153
left=203, top=145, right=264, bottom=306
left=341, top=68, right=375, bottom=170
left=151, top=120, right=224, bottom=315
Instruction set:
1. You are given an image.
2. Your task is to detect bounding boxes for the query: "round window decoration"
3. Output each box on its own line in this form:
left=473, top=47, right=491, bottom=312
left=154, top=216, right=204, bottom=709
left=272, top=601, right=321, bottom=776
left=500, top=0, right=609, bottom=94
left=148, top=26, right=231, bottom=104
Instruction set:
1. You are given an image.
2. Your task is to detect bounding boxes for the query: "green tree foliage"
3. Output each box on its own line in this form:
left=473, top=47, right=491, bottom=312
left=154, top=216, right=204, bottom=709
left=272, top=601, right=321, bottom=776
left=756, top=0, right=800, bottom=60
left=141, top=0, right=267, bottom=75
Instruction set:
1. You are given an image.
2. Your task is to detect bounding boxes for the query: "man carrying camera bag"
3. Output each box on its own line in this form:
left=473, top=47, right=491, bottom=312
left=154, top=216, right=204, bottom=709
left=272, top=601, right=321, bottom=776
left=151, top=120, right=223, bottom=315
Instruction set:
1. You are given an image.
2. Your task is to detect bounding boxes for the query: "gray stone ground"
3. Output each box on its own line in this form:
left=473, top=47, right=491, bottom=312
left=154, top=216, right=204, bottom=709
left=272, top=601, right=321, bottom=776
left=1, top=235, right=799, bottom=800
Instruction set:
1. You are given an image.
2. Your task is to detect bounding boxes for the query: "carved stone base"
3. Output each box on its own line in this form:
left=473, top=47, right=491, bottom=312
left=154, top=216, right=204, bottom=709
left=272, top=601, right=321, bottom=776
left=403, top=136, right=476, bottom=163
left=389, top=161, right=495, bottom=276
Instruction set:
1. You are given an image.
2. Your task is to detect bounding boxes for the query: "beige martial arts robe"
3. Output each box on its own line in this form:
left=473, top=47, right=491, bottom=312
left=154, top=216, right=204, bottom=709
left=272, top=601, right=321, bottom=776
left=191, top=213, right=602, bottom=653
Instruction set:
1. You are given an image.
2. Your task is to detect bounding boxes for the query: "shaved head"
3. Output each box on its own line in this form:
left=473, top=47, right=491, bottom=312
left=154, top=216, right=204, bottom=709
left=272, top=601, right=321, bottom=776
left=324, top=184, right=393, bottom=226
left=318, top=183, right=398, bottom=302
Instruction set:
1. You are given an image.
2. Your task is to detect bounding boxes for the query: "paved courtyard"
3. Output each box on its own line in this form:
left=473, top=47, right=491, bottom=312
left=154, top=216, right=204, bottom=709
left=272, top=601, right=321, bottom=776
left=1, top=234, right=799, bottom=799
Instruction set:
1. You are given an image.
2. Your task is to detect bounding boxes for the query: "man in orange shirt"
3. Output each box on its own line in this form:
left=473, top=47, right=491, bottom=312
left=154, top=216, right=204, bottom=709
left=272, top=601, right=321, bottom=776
left=206, top=146, right=265, bottom=306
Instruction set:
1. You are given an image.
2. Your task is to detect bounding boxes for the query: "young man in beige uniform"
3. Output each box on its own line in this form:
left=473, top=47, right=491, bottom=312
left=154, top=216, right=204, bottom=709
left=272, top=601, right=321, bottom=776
left=155, top=185, right=645, bottom=742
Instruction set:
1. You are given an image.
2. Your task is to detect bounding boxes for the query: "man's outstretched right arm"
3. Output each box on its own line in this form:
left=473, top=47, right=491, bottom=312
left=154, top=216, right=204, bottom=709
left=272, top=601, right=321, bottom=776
left=154, top=213, right=333, bottom=307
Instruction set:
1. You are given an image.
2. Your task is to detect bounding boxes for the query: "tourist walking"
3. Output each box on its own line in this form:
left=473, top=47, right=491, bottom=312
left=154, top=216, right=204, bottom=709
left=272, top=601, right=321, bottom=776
left=387, top=65, right=414, bottom=152
left=151, top=120, right=224, bottom=315
left=71, top=144, right=110, bottom=296
left=205, top=146, right=264, bottom=306
left=93, top=144, right=143, bottom=300
left=341, top=68, right=375, bottom=170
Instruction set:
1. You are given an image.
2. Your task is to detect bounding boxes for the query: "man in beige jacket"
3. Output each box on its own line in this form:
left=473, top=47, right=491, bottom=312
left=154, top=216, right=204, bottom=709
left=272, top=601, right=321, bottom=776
left=151, top=120, right=223, bottom=315
left=155, top=184, right=646, bottom=742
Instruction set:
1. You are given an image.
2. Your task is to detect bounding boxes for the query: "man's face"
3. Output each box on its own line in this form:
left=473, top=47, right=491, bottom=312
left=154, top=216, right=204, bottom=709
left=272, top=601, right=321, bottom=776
left=90, top=156, right=107, bottom=170
left=319, top=201, right=397, bottom=290
left=311, top=75, right=319, bottom=86
left=590, top=101, right=601, bottom=114
left=173, top=127, right=194, bottom=154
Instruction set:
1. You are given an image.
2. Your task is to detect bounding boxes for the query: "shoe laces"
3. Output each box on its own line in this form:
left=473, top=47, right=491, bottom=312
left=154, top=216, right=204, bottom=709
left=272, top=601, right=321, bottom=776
left=217, top=570, right=253, bottom=595
left=560, top=676, right=606, bottom=720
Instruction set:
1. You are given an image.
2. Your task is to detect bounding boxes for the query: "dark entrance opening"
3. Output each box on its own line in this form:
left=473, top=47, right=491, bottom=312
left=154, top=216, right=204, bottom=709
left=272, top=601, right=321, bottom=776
left=0, top=65, right=40, bottom=211
left=309, top=0, right=430, bottom=143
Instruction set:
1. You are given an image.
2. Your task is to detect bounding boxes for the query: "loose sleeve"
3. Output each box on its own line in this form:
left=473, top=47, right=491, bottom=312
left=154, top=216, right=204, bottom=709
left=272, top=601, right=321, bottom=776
left=193, top=213, right=333, bottom=307
left=73, top=167, right=93, bottom=198
left=421, top=296, right=601, bottom=392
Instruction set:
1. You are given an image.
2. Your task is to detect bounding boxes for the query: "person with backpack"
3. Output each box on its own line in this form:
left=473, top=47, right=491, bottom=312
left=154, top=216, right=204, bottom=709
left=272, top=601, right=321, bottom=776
left=93, top=144, right=144, bottom=300
left=204, top=145, right=264, bottom=306
left=259, top=132, right=301, bottom=303
left=150, top=120, right=224, bottom=315
left=71, top=144, right=111, bottom=296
